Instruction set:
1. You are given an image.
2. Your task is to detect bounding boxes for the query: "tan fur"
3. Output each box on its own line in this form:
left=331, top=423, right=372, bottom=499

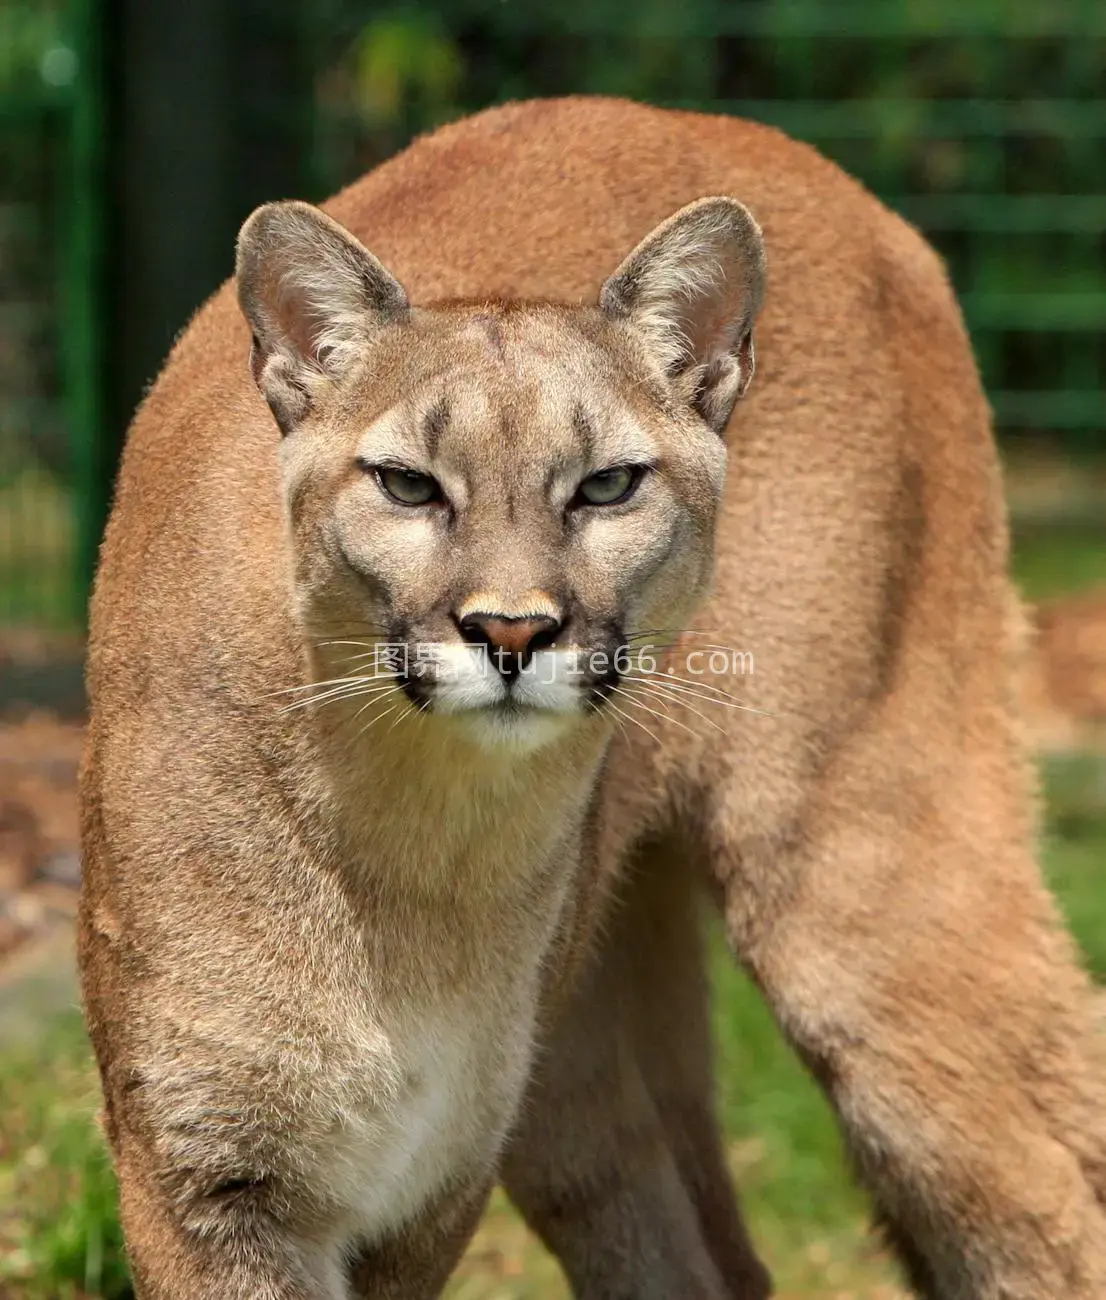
left=79, top=96, right=1106, bottom=1299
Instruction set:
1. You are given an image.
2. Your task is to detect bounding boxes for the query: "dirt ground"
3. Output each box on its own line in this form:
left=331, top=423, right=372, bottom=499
left=0, top=711, right=83, bottom=969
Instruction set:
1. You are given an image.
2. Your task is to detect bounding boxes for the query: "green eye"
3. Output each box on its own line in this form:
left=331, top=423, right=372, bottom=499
left=376, top=466, right=440, bottom=506
left=575, top=465, right=641, bottom=507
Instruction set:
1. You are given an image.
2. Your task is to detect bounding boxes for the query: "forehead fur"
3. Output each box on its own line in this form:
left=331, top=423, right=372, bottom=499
left=329, top=300, right=674, bottom=455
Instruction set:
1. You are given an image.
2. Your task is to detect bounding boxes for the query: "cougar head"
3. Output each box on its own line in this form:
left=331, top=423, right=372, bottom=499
left=236, top=196, right=765, bottom=752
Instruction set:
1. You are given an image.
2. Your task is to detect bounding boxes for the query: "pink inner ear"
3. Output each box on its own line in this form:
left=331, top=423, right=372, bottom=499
left=251, top=247, right=327, bottom=366
left=735, top=331, right=755, bottom=400
left=274, top=281, right=328, bottom=366
left=686, top=300, right=731, bottom=363
left=682, top=269, right=751, bottom=369
left=738, top=330, right=754, bottom=374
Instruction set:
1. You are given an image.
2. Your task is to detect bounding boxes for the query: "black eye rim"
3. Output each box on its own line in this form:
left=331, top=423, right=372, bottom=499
left=570, top=463, right=653, bottom=509
left=356, top=458, right=652, bottom=509
left=358, top=459, right=444, bottom=507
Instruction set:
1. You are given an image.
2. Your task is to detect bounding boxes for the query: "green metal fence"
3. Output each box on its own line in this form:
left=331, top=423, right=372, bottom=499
left=1, top=0, right=1103, bottom=633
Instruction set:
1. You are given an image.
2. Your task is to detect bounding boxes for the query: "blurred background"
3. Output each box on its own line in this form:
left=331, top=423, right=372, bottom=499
left=1, top=1, right=1105, bottom=1296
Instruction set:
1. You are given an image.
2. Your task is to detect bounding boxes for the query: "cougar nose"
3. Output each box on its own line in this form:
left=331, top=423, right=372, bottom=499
left=456, top=612, right=562, bottom=678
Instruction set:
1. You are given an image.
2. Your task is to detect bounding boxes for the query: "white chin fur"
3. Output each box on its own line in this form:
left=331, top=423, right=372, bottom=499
left=421, top=645, right=585, bottom=751
left=454, top=708, right=576, bottom=754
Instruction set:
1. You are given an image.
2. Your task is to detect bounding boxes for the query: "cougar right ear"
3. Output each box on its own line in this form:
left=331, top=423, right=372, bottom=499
left=235, top=201, right=409, bottom=434
left=600, top=197, right=766, bottom=434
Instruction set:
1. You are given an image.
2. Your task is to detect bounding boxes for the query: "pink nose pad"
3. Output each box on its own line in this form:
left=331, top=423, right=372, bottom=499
left=455, top=613, right=563, bottom=678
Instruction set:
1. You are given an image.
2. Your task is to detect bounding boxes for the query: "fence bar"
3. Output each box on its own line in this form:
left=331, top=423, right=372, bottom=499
left=63, top=0, right=106, bottom=617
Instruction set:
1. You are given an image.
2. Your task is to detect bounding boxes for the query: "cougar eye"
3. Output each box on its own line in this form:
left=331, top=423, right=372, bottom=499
left=374, top=466, right=441, bottom=506
left=573, top=465, right=644, bottom=507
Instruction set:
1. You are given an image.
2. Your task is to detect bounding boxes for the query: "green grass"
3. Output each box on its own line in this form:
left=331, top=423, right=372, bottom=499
left=1, top=524, right=1105, bottom=1298
left=1041, top=753, right=1106, bottom=982
left=708, top=954, right=899, bottom=1295
left=1010, top=521, right=1106, bottom=602
left=0, top=1018, right=130, bottom=1300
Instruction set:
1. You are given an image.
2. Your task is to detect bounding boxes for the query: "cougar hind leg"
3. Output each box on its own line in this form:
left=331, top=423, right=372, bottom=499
left=705, top=763, right=1106, bottom=1299
left=500, top=837, right=772, bottom=1299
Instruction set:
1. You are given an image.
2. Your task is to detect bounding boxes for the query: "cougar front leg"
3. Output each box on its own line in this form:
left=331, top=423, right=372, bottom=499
left=111, top=1097, right=491, bottom=1300
left=500, top=840, right=771, bottom=1299
left=711, top=785, right=1106, bottom=1298
left=114, top=1147, right=348, bottom=1300
left=117, top=1152, right=486, bottom=1300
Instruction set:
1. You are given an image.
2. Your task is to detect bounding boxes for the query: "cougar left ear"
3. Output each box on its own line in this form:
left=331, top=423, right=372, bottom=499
left=599, top=197, right=766, bottom=433
left=235, top=200, right=409, bottom=434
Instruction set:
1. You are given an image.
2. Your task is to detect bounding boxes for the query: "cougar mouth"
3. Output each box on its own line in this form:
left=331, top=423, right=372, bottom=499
left=377, top=632, right=635, bottom=752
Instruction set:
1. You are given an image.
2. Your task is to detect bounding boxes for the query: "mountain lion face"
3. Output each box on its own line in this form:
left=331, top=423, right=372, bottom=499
left=237, top=199, right=765, bottom=749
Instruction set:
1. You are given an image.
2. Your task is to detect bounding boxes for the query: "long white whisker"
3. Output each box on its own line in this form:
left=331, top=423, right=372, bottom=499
left=354, top=699, right=406, bottom=744
left=621, top=643, right=684, bottom=656
left=623, top=628, right=738, bottom=643
left=628, top=678, right=727, bottom=734
left=596, top=691, right=630, bottom=743
left=349, top=684, right=402, bottom=726
left=622, top=629, right=679, bottom=644
left=307, top=625, right=389, bottom=643
left=313, top=638, right=387, bottom=651
left=267, top=671, right=395, bottom=700
left=603, top=697, right=661, bottom=747
left=384, top=701, right=415, bottom=735
left=626, top=642, right=756, bottom=665
left=329, top=651, right=392, bottom=669
left=611, top=683, right=700, bottom=738
left=669, top=644, right=753, bottom=659
left=637, top=679, right=769, bottom=718
left=641, top=670, right=771, bottom=715
left=272, top=678, right=395, bottom=705
left=277, top=681, right=399, bottom=715
left=630, top=671, right=748, bottom=705
left=609, top=715, right=629, bottom=743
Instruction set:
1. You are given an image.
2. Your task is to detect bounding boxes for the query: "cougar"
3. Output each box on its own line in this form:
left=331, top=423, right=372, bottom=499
left=79, top=95, right=1106, bottom=1299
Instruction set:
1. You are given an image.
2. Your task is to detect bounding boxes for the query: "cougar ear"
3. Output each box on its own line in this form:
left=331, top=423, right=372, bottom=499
left=599, top=197, right=766, bottom=433
left=235, top=200, right=409, bottom=434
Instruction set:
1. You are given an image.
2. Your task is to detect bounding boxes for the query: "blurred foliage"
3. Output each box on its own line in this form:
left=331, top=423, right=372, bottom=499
left=349, top=13, right=462, bottom=125
left=0, top=0, right=69, bottom=502
left=0, top=2, right=64, bottom=93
